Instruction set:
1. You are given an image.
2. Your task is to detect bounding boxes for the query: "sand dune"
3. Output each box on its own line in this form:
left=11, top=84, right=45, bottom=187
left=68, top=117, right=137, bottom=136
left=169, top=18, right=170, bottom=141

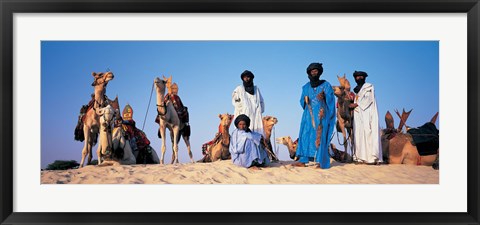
left=41, top=160, right=439, bottom=184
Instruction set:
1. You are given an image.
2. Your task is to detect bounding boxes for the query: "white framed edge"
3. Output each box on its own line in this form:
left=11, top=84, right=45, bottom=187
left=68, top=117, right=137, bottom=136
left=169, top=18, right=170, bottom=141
left=13, top=13, right=467, bottom=212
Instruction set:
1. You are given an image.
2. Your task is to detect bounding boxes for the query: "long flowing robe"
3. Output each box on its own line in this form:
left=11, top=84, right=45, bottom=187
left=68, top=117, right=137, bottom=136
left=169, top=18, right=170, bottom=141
left=296, top=81, right=336, bottom=169
left=232, top=85, right=265, bottom=136
left=353, top=83, right=382, bottom=163
left=229, top=129, right=271, bottom=168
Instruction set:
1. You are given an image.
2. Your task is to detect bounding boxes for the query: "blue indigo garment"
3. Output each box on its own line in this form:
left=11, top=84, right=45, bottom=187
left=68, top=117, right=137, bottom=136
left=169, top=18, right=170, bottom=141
left=229, top=129, right=270, bottom=168
left=296, top=80, right=336, bottom=169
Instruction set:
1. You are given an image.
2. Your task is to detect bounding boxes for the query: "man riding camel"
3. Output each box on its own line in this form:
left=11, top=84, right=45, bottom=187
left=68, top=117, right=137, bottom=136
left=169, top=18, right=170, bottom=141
left=155, top=82, right=191, bottom=136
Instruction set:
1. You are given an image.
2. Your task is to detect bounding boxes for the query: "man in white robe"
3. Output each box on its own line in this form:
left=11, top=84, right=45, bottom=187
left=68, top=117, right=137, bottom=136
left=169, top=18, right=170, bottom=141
left=350, top=71, right=382, bottom=164
left=232, top=70, right=265, bottom=136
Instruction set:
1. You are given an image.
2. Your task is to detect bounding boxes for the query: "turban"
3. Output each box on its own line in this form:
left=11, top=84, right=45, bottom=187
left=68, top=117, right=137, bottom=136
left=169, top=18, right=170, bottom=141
left=240, top=70, right=255, bottom=79
left=353, top=71, right=368, bottom=77
left=234, top=114, right=251, bottom=130
left=306, top=63, right=323, bottom=75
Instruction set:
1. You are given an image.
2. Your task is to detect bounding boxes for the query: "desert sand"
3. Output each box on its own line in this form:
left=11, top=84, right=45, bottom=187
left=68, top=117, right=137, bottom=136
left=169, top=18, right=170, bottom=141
left=41, top=159, right=439, bottom=184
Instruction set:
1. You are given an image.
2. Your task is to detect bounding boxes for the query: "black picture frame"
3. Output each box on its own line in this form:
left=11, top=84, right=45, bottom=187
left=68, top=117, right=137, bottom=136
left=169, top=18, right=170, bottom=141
left=1, top=0, right=479, bottom=224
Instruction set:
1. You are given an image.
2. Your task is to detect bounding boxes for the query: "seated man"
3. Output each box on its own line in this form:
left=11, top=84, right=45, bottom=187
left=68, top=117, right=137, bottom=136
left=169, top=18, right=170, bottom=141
left=229, top=114, right=270, bottom=170
left=120, top=104, right=156, bottom=164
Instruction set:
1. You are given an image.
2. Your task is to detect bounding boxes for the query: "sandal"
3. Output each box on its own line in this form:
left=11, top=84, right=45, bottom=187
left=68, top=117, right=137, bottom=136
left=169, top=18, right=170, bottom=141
left=291, top=162, right=306, bottom=167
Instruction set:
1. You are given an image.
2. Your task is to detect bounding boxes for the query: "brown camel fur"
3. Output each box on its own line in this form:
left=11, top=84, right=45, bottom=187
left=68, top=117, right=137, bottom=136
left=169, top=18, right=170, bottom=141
left=154, top=76, right=194, bottom=164
left=381, top=110, right=439, bottom=166
left=79, top=72, right=115, bottom=168
left=198, top=113, right=234, bottom=163
left=332, top=74, right=354, bottom=162
left=262, top=116, right=279, bottom=161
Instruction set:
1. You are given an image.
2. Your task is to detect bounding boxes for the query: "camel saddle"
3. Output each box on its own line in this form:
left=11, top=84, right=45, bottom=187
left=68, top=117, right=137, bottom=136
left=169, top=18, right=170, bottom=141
left=201, top=132, right=222, bottom=156
left=122, top=120, right=151, bottom=150
left=164, top=94, right=189, bottom=123
left=74, top=98, right=96, bottom=142
left=407, top=122, right=439, bottom=156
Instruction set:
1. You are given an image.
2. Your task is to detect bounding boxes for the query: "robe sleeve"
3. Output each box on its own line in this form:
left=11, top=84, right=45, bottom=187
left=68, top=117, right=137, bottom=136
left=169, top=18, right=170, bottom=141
left=249, top=131, right=263, bottom=146
left=357, top=86, right=374, bottom=111
left=232, top=87, right=242, bottom=110
left=324, top=83, right=336, bottom=120
left=258, top=87, right=265, bottom=114
left=324, top=83, right=337, bottom=136
left=229, top=129, right=246, bottom=154
left=299, top=85, right=307, bottom=109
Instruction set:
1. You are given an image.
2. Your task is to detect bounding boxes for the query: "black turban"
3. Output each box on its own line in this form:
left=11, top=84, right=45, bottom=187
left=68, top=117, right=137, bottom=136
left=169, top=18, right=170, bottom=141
left=234, top=114, right=251, bottom=132
left=353, top=71, right=368, bottom=77
left=240, top=70, right=255, bottom=79
left=306, top=63, right=324, bottom=75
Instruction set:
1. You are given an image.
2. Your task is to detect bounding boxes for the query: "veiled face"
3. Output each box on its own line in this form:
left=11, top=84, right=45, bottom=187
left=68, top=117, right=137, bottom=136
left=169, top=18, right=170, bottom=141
left=242, top=76, right=252, bottom=83
left=309, top=69, right=319, bottom=76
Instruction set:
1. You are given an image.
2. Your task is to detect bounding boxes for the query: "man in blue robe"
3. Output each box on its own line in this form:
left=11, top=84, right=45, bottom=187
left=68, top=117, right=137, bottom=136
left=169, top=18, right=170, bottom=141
left=229, top=114, right=270, bottom=169
left=293, top=63, right=336, bottom=169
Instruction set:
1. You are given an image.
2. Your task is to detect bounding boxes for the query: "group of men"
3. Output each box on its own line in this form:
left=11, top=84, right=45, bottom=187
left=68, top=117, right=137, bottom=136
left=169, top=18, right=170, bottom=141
left=80, top=63, right=381, bottom=168
left=229, top=62, right=382, bottom=169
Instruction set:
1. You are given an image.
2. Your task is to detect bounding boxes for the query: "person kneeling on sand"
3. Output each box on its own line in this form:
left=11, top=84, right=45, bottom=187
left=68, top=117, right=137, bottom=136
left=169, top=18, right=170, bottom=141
left=229, top=114, right=270, bottom=170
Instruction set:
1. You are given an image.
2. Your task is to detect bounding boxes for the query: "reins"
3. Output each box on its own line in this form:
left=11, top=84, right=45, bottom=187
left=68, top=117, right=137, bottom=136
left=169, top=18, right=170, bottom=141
left=142, top=82, right=155, bottom=131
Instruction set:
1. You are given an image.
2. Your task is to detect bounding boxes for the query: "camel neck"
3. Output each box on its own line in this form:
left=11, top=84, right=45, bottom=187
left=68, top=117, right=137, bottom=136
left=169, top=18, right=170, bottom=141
left=156, top=89, right=166, bottom=115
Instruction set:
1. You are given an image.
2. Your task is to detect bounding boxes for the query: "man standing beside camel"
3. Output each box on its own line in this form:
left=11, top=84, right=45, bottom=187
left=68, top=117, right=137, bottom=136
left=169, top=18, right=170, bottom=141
left=349, top=71, right=382, bottom=165
left=232, top=70, right=265, bottom=135
left=293, top=62, right=336, bottom=169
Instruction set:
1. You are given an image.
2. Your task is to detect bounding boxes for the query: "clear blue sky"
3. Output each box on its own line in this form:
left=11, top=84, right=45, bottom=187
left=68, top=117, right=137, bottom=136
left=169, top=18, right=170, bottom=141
left=41, top=41, right=439, bottom=169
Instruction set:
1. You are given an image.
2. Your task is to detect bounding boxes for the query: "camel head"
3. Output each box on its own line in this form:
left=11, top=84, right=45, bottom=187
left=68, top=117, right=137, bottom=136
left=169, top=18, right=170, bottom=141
left=219, top=113, right=234, bottom=128
left=275, top=136, right=291, bottom=146
left=91, top=71, right=114, bottom=87
left=98, top=104, right=115, bottom=128
left=275, top=136, right=297, bottom=160
left=262, top=116, right=278, bottom=127
left=154, top=77, right=167, bottom=94
left=333, top=74, right=351, bottom=97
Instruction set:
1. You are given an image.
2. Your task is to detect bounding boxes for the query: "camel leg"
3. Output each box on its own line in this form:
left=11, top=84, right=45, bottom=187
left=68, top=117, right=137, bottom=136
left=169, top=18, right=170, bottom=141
left=87, top=137, right=94, bottom=165
left=96, top=143, right=102, bottom=165
left=172, top=127, right=180, bottom=164
left=170, top=131, right=176, bottom=164
left=79, top=127, right=90, bottom=168
left=159, top=125, right=167, bottom=165
left=183, top=135, right=194, bottom=163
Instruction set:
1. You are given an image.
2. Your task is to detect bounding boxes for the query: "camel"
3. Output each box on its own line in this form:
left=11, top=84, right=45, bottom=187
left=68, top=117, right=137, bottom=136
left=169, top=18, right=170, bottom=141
left=381, top=109, right=439, bottom=166
left=332, top=74, right=354, bottom=162
left=79, top=72, right=115, bottom=168
left=275, top=136, right=298, bottom=160
left=262, top=116, right=279, bottom=161
left=154, top=76, right=194, bottom=164
left=198, top=113, right=234, bottom=163
left=110, top=125, right=155, bottom=165
left=95, top=104, right=116, bottom=165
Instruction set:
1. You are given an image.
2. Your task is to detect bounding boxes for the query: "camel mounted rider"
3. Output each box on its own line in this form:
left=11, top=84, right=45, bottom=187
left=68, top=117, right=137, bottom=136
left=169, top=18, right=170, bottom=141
left=120, top=104, right=156, bottom=164
left=155, top=82, right=191, bottom=136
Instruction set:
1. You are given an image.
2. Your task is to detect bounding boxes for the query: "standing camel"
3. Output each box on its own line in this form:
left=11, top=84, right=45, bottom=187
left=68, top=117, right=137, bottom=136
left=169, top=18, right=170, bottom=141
left=79, top=72, right=115, bottom=168
left=154, top=76, right=194, bottom=164
left=332, top=74, right=354, bottom=162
